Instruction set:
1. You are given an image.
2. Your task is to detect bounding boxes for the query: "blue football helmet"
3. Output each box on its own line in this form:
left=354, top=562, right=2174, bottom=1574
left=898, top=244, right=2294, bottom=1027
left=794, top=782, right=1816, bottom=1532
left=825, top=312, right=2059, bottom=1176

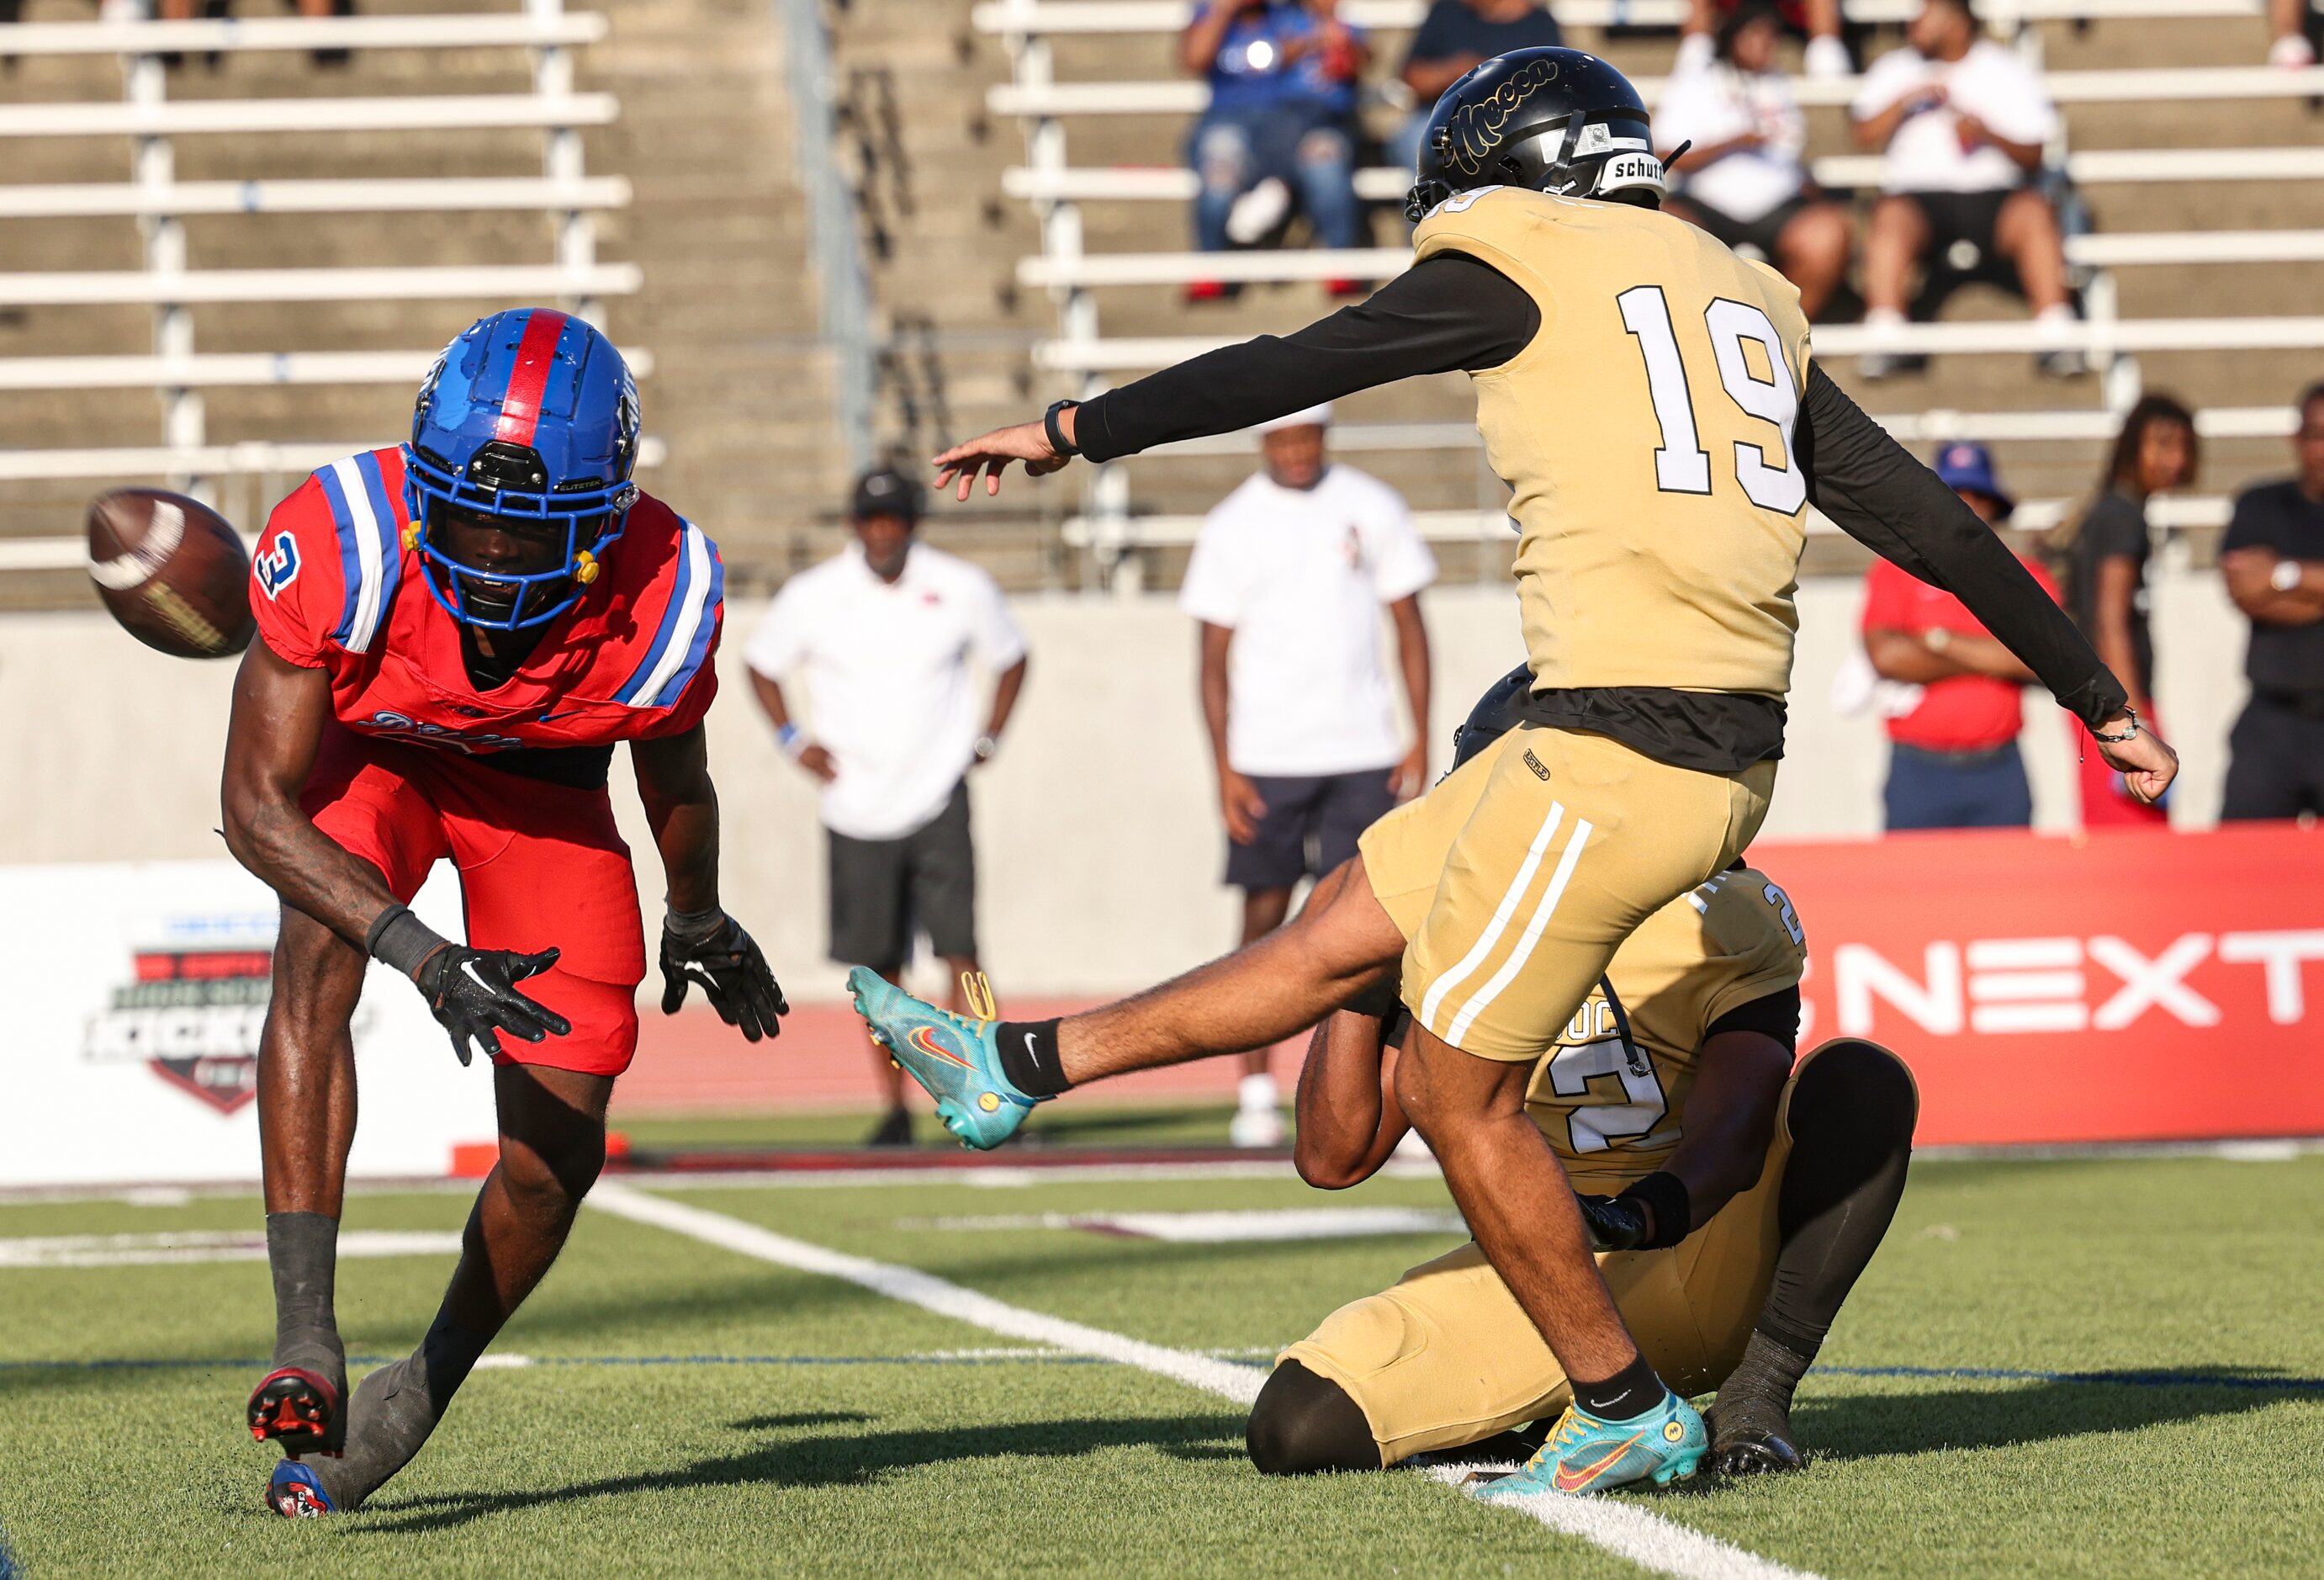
left=402, top=307, right=642, bottom=631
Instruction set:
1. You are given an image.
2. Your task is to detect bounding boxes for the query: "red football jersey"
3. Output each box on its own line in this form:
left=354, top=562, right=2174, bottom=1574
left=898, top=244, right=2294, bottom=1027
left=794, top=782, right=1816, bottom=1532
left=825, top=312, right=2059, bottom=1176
left=248, top=447, right=723, bottom=756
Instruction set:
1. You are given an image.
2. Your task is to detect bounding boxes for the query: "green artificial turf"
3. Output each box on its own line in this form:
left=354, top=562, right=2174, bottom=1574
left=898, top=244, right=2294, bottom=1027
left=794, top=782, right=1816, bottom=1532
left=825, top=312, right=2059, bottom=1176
left=1, top=1154, right=2318, bottom=1577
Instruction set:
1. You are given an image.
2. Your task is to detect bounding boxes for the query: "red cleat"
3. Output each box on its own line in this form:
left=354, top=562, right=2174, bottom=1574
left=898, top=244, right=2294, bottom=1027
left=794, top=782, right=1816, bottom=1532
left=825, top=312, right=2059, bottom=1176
left=246, top=1366, right=342, bottom=1457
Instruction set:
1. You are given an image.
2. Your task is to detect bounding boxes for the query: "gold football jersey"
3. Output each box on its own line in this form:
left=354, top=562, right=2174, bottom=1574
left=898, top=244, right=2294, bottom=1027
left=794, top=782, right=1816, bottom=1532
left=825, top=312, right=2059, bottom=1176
left=1413, top=187, right=1815, bottom=701
left=1523, top=864, right=1807, bottom=1190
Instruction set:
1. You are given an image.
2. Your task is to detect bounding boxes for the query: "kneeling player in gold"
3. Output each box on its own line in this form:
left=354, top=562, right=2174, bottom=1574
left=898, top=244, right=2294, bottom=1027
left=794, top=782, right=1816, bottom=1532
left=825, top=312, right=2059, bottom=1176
left=1252, top=884, right=1914, bottom=1476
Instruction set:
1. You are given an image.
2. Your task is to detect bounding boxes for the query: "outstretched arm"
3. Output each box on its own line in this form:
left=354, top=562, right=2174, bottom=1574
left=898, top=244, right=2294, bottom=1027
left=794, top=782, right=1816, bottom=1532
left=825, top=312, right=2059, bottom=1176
left=933, top=254, right=1539, bottom=498
left=1797, top=365, right=2176, bottom=801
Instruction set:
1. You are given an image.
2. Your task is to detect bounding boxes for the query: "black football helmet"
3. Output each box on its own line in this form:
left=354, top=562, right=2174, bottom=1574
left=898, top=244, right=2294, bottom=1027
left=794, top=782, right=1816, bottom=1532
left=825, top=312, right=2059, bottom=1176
left=1405, top=48, right=1670, bottom=223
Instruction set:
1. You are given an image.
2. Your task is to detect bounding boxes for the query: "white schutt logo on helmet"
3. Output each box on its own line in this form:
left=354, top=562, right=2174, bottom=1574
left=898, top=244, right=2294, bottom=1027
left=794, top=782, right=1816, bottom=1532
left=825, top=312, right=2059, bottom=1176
left=1600, top=151, right=1665, bottom=190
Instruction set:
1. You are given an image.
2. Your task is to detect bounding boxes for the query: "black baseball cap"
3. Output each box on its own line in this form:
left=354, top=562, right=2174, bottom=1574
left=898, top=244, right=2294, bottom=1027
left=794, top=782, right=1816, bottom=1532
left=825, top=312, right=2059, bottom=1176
left=850, top=466, right=924, bottom=524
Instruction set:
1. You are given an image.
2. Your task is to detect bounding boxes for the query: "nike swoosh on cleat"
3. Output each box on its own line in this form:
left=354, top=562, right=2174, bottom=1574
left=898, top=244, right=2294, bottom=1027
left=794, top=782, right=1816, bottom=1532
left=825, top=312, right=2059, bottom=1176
left=908, top=1026, right=976, bottom=1069
left=1551, top=1429, right=1648, bottom=1493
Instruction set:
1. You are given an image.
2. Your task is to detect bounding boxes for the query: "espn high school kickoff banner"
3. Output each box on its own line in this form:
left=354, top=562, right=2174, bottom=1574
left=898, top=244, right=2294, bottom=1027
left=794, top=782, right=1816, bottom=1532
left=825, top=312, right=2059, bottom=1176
left=1765, top=822, right=2324, bottom=1148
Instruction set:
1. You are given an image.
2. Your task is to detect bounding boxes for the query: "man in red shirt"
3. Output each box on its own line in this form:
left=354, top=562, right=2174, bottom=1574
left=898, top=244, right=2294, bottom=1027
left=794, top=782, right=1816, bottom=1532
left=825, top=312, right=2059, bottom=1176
left=224, top=309, right=786, bottom=1517
left=1861, top=443, right=2061, bottom=830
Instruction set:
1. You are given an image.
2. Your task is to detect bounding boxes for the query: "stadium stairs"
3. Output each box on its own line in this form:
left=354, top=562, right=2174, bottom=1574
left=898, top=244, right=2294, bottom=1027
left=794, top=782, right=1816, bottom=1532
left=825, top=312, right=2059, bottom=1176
left=0, top=0, right=844, bottom=608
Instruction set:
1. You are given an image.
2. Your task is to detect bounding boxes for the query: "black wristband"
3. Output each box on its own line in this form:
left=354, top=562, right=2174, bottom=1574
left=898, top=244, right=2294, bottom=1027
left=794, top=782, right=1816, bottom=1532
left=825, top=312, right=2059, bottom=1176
left=365, top=903, right=448, bottom=978
left=1615, top=1171, right=1692, bottom=1250
left=664, top=905, right=726, bottom=943
left=1044, top=400, right=1080, bottom=459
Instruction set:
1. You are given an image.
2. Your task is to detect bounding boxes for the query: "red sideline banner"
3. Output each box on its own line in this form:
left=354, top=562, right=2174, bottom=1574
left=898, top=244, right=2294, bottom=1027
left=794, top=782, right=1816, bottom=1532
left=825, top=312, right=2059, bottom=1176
left=1765, top=822, right=2324, bottom=1148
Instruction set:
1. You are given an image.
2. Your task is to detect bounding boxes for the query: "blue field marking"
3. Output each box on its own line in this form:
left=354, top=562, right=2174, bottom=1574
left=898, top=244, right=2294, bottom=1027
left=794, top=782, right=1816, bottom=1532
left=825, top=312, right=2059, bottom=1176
left=7, top=1355, right=2323, bottom=1391
left=1821, top=1364, right=2324, bottom=1393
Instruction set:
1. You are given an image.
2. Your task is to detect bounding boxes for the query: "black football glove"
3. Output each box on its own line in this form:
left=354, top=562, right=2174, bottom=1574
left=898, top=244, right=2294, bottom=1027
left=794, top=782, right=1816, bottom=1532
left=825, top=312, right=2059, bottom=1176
left=1575, top=1192, right=1654, bottom=1254
left=413, top=944, right=570, bottom=1068
left=659, top=912, right=788, bottom=1042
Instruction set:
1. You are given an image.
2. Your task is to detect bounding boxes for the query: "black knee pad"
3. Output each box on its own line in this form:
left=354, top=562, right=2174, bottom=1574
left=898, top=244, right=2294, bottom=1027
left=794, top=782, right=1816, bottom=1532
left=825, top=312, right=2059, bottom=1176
left=1245, top=1360, right=1380, bottom=1475
left=1790, top=1037, right=1918, bottom=1154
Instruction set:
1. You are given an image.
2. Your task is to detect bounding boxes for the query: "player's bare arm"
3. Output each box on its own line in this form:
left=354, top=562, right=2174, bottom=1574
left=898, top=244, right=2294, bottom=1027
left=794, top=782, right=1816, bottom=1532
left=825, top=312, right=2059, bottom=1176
left=633, top=724, right=790, bottom=1042
left=221, top=641, right=407, bottom=945
left=1292, top=1007, right=1408, bottom=1190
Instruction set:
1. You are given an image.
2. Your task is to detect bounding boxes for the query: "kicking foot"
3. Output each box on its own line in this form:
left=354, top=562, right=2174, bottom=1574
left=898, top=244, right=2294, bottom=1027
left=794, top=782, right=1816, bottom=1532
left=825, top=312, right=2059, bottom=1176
left=846, top=968, right=1040, bottom=1150
left=1706, top=1399, right=1806, bottom=1477
left=1470, top=1391, right=1706, bottom=1498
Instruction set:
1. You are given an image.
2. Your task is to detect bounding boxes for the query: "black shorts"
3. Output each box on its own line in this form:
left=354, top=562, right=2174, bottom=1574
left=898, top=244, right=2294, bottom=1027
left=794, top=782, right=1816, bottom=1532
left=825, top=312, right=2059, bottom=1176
left=1226, top=768, right=1397, bottom=892
left=1680, top=190, right=1818, bottom=260
left=1897, top=188, right=2018, bottom=271
left=827, top=780, right=978, bottom=972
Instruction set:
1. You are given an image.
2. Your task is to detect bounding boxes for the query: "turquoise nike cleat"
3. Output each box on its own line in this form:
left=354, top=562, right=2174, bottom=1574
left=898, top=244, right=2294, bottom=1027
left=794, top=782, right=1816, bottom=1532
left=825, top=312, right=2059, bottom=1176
left=845, top=968, right=1041, bottom=1150
left=1472, top=1389, right=1707, bottom=1499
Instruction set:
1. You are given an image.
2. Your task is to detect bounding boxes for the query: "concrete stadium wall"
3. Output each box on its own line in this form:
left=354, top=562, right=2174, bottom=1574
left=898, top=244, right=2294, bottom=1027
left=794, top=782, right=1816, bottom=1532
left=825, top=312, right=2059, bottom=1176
left=0, top=570, right=2246, bottom=997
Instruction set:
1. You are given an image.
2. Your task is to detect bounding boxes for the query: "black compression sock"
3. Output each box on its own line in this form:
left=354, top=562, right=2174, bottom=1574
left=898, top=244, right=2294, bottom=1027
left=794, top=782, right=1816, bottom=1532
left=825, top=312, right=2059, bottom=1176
left=266, top=1211, right=341, bottom=1379
left=994, top=1018, right=1070, bottom=1097
left=1572, top=1354, right=1665, bottom=1422
left=1714, top=1329, right=1816, bottom=1434
left=416, top=1308, right=491, bottom=1404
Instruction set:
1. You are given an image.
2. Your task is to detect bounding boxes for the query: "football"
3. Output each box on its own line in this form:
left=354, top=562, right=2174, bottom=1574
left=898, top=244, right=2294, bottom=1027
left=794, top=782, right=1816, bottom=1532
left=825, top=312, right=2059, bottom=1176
left=86, top=488, right=257, bottom=660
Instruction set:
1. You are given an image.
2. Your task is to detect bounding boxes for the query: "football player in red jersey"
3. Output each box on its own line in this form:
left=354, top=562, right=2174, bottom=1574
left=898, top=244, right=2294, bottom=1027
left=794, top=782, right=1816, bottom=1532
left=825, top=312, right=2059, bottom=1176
left=220, top=309, right=786, bottom=1518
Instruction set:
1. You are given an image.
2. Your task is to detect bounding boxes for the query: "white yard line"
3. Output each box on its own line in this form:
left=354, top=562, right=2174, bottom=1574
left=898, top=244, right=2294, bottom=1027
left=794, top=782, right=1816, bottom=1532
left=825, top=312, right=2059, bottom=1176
left=0, top=1228, right=461, bottom=1268
left=588, top=1180, right=1823, bottom=1580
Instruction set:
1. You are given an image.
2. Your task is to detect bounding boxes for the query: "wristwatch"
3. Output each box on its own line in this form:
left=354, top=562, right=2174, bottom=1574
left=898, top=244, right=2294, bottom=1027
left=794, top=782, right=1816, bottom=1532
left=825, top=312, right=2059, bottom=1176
left=1922, top=627, right=1954, bottom=653
left=972, top=734, right=999, bottom=761
left=2271, top=559, right=2303, bottom=593
left=1042, top=400, right=1081, bottom=459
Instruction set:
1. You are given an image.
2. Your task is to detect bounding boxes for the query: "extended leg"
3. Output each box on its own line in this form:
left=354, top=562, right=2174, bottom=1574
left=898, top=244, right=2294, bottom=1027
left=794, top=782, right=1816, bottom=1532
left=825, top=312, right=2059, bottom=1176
left=307, top=1063, right=612, bottom=1511
left=248, top=904, right=367, bottom=1457
left=1709, top=1039, right=1918, bottom=1474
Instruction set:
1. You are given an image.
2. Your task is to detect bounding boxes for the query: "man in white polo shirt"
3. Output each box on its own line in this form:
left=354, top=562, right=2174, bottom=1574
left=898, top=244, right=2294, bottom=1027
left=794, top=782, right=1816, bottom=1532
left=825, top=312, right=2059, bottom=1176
left=747, top=467, right=1030, bottom=1146
left=1850, top=0, right=2081, bottom=380
left=1179, top=404, right=1434, bottom=1147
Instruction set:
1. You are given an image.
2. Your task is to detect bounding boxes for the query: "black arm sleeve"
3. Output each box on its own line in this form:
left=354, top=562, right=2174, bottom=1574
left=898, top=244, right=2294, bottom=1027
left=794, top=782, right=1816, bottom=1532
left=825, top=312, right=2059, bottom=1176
left=1797, top=364, right=2128, bottom=732
left=1073, top=253, right=1539, bottom=463
left=1705, top=984, right=1801, bottom=1053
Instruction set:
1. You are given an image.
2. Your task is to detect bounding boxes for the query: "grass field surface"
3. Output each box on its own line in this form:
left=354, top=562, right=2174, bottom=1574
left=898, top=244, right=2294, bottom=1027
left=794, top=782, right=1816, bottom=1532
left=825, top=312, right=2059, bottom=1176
left=2, top=1150, right=2320, bottom=1577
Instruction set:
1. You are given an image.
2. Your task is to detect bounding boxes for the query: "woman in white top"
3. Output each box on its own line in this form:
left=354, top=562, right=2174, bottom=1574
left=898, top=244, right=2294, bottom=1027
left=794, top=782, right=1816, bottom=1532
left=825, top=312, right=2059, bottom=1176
left=1657, top=1, right=1852, bottom=320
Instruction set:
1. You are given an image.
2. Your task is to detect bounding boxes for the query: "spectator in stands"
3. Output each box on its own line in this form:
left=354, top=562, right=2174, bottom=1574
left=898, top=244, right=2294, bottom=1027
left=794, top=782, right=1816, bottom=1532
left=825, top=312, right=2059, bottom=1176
left=1388, top=0, right=1564, bottom=179
left=746, top=467, right=1030, bottom=1146
left=1178, top=406, right=1433, bottom=1145
left=1861, top=443, right=2061, bottom=830
left=1850, top=0, right=2082, bottom=380
left=2268, top=0, right=2318, bottom=66
left=1691, top=0, right=1855, bottom=78
left=1658, top=0, right=1851, bottom=320
left=1181, top=0, right=1371, bottom=300
left=2219, top=382, right=2324, bottom=820
left=2049, top=395, right=2198, bottom=828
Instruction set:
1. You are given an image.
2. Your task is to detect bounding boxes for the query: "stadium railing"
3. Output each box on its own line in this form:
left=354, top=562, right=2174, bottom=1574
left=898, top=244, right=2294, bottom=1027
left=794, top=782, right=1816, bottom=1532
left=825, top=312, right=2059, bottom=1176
left=0, top=3, right=628, bottom=502
left=970, top=0, right=2267, bottom=35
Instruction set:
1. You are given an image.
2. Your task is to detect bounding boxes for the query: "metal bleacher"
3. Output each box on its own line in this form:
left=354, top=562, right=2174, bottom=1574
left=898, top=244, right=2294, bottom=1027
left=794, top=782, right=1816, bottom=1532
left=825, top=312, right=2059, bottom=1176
left=0, top=2, right=645, bottom=583
left=971, top=0, right=2324, bottom=584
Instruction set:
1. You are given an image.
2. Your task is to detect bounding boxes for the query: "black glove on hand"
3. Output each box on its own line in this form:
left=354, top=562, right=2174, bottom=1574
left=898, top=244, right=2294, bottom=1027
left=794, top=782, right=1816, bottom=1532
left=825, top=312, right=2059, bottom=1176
left=1575, top=1192, right=1654, bottom=1254
left=659, top=912, right=788, bottom=1042
left=412, top=944, right=570, bottom=1068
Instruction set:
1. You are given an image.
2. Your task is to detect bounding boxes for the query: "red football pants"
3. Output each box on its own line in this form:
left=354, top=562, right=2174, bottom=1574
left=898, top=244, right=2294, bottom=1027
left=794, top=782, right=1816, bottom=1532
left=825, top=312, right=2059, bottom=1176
left=301, top=724, right=646, bottom=1076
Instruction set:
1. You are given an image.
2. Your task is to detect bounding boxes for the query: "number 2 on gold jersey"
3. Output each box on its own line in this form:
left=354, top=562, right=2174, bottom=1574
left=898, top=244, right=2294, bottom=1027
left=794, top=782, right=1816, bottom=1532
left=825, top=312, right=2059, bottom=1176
left=1615, top=285, right=1807, bottom=515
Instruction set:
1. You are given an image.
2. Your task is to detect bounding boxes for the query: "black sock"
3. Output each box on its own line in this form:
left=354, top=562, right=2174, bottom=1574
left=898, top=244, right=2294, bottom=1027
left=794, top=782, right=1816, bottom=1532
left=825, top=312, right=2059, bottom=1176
left=994, top=1018, right=1070, bottom=1097
left=416, top=1308, right=492, bottom=1405
left=266, top=1211, right=341, bottom=1377
left=1572, top=1353, right=1664, bottom=1422
left=1758, top=1039, right=1918, bottom=1353
left=1713, top=1329, right=1816, bottom=1439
